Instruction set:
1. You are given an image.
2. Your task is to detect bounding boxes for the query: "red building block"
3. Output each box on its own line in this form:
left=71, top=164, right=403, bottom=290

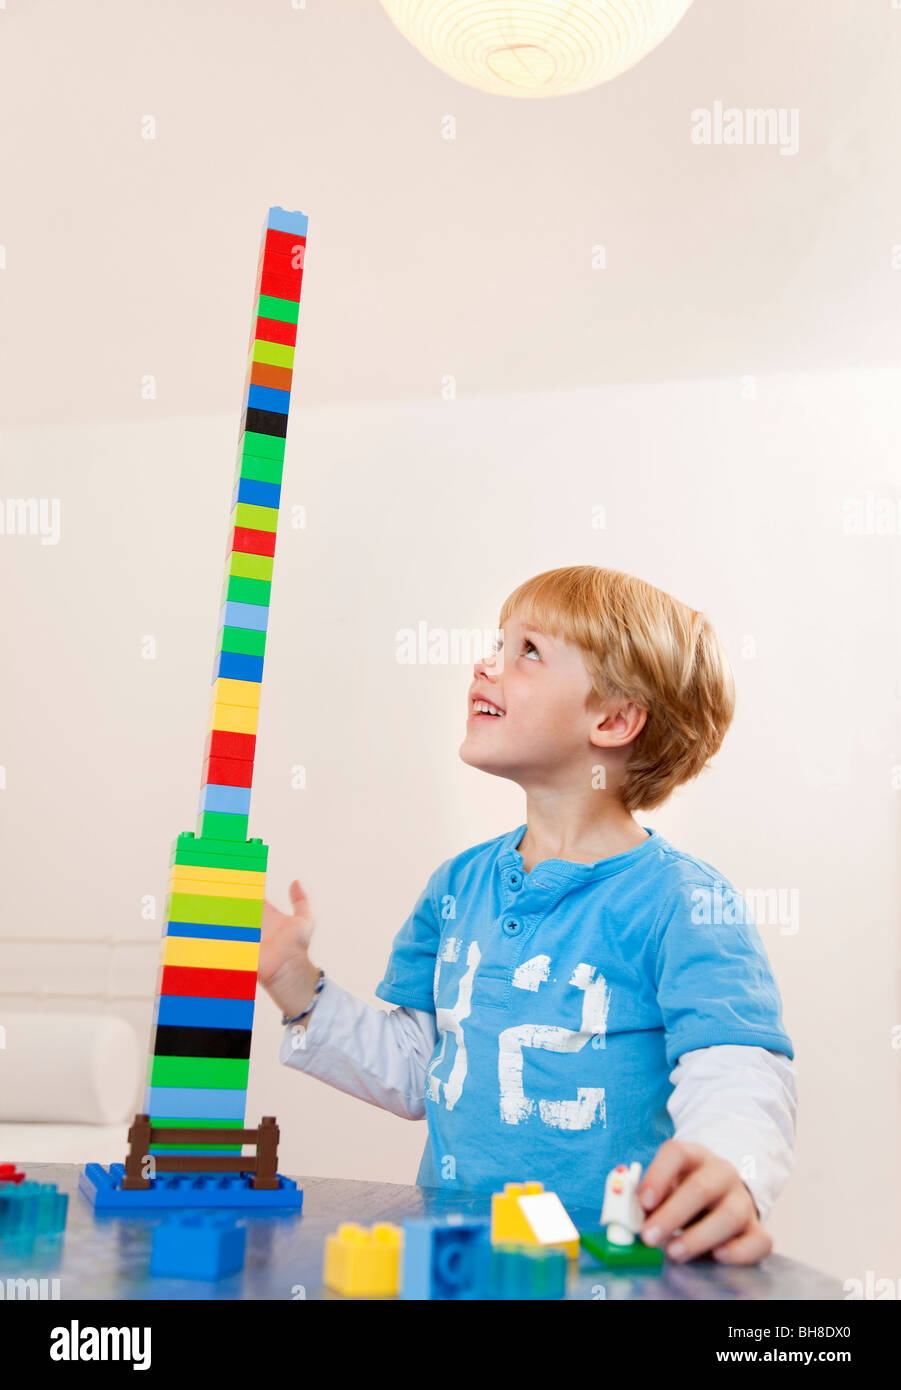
left=202, top=755, right=255, bottom=789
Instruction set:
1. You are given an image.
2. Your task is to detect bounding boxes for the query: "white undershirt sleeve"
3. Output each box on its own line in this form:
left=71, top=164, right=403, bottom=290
left=666, top=1044, right=798, bottom=1225
left=278, top=977, right=437, bottom=1120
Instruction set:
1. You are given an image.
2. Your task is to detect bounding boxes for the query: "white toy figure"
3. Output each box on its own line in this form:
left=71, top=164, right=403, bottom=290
left=600, top=1161, right=645, bottom=1246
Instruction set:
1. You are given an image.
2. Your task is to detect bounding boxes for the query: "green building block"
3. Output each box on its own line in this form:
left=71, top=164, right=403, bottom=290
left=239, top=430, right=285, bottom=462
left=228, top=551, right=273, bottom=582
left=235, top=453, right=284, bottom=486
left=251, top=340, right=294, bottom=369
left=256, top=292, right=300, bottom=325
left=216, top=625, right=268, bottom=659
left=233, top=501, right=279, bottom=534
left=170, top=832, right=268, bottom=871
left=222, top=574, right=272, bottom=607
left=148, top=1056, right=251, bottom=1091
left=165, top=892, right=263, bottom=929
left=579, top=1229, right=664, bottom=1271
left=195, top=812, right=251, bottom=843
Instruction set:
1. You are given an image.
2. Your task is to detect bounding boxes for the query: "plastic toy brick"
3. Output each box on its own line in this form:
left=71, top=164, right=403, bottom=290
left=165, top=892, right=262, bottom=929
left=167, top=874, right=263, bottom=900
left=143, top=1085, right=247, bottom=1120
left=490, top=1182, right=579, bottom=1259
left=214, top=652, right=265, bottom=686
left=233, top=476, right=282, bottom=512
left=248, top=360, right=294, bottom=393
left=201, top=726, right=260, bottom=763
left=216, top=626, right=267, bottom=661
left=473, top=1242, right=567, bottom=1300
left=222, top=575, right=272, bottom=609
left=199, top=751, right=255, bottom=788
left=164, top=924, right=261, bottom=944
left=245, top=386, right=290, bottom=420
left=255, top=292, right=300, bottom=325
left=259, top=269, right=303, bottom=303
left=221, top=597, right=271, bottom=630
left=0, top=1180, right=68, bottom=1249
left=79, top=1163, right=304, bottom=1211
left=198, top=783, right=253, bottom=817
left=153, top=1025, right=252, bottom=1060
left=243, top=405, right=288, bottom=440
left=0, top=1163, right=26, bottom=1185
left=232, top=502, right=279, bottom=536
left=149, top=1214, right=246, bottom=1280
left=257, top=247, right=303, bottom=280
left=160, top=935, right=260, bottom=975
left=262, top=225, right=306, bottom=259
left=206, top=704, right=259, bottom=740
left=266, top=206, right=309, bottom=237
left=157, top=996, right=255, bottom=1031
left=252, top=315, right=297, bottom=348
left=234, top=450, right=284, bottom=486
left=239, top=428, right=286, bottom=461
left=196, top=810, right=252, bottom=842
left=212, top=676, right=262, bottom=709
left=169, top=861, right=266, bottom=888
left=250, top=339, right=295, bottom=371
left=400, top=1217, right=490, bottom=1300
left=172, top=831, right=267, bottom=859
left=323, top=1222, right=402, bottom=1297
left=228, top=550, right=274, bottom=581
left=579, top=1228, right=665, bottom=1270
left=148, top=1055, right=250, bottom=1092
left=159, top=964, right=258, bottom=1000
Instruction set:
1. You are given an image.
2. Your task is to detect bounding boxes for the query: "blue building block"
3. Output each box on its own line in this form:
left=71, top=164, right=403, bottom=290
left=221, top=601, right=269, bottom=633
left=79, top=1164, right=304, bottom=1211
left=143, top=1086, right=248, bottom=1120
left=198, top=783, right=252, bottom=816
left=267, top=207, right=309, bottom=237
left=401, top=1217, right=491, bottom=1300
left=232, top=475, right=283, bottom=511
left=0, top=1181, right=68, bottom=1251
left=471, top=1242, right=567, bottom=1300
left=216, top=650, right=266, bottom=684
left=150, top=1215, right=246, bottom=1279
left=164, top=922, right=262, bottom=943
left=245, top=386, right=290, bottom=419
left=156, top=996, right=255, bottom=1030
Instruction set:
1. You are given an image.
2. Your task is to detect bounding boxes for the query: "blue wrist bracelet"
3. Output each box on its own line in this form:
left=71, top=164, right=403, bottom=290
left=281, top=970, right=325, bottom=1026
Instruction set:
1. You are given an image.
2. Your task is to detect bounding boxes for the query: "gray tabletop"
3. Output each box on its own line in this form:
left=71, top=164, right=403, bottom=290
left=1, top=1163, right=842, bottom=1300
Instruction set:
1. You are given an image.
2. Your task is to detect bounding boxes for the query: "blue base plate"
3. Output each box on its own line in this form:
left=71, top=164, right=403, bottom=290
left=79, top=1163, right=304, bottom=1211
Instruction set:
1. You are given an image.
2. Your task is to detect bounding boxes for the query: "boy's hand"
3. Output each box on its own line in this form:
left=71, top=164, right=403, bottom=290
left=259, top=879, right=320, bottom=1018
left=637, top=1140, right=772, bottom=1266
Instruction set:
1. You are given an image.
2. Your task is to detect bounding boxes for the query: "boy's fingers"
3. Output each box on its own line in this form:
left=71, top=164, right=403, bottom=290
left=289, top=879, right=309, bottom=915
left=639, top=1139, right=702, bottom=1211
left=260, top=897, right=283, bottom=936
left=662, top=1195, right=748, bottom=1262
left=641, top=1154, right=734, bottom=1248
left=711, top=1225, right=772, bottom=1265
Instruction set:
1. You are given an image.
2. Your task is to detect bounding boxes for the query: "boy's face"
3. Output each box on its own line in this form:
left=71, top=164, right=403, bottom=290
left=459, top=607, right=604, bottom=782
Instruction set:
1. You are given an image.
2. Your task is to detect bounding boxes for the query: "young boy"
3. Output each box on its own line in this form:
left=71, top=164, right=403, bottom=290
left=261, top=565, right=796, bottom=1266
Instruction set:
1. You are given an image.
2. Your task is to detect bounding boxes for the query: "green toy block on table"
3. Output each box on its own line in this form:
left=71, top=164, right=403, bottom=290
left=579, top=1228, right=664, bottom=1270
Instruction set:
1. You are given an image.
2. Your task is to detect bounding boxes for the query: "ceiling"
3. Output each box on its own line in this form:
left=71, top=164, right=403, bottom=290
left=0, top=0, right=897, bottom=427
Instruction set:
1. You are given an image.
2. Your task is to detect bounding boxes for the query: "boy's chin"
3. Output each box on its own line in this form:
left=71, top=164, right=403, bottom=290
left=458, top=740, right=516, bottom=777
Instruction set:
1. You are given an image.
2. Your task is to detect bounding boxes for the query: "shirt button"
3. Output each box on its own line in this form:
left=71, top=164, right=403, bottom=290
left=502, top=918, right=522, bottom=936
left=507, top=871, right=522, bottom=891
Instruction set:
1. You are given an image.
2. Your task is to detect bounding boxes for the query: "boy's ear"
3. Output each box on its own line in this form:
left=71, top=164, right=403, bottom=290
left=589, top=700, right=648, bottom=749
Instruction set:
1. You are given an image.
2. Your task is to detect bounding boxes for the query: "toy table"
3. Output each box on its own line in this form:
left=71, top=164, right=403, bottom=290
left=4, top=1163, right=842, bottom=1300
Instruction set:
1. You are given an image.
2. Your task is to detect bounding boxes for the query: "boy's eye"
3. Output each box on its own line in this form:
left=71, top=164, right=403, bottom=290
left=521, top=638, right=539, bottom=660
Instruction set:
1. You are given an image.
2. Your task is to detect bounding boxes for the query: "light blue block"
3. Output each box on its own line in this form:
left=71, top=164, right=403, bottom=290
left=267, top=206, right=308, bottom=236
left=199, top=783, right=252, bottom=816
left=143, top=1086, right=248, bottom=1120
left=221, top=601, right=269, bottom=632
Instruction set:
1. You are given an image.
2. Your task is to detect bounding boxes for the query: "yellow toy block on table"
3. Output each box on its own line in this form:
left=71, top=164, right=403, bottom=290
left=490, top=1182, right=580, bottom=1260
left=323, top=1222, right=402, bottom=1297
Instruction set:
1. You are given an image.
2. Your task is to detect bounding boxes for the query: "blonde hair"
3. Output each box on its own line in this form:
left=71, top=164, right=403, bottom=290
left=498, top=565, right=736, bottom=812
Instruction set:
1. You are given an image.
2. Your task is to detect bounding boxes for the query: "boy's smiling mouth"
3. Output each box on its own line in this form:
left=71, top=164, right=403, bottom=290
left=469, top=694, right=506, bottom=720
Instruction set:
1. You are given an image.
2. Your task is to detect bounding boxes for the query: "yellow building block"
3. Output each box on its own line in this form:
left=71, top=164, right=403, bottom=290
left=490, top=1182, right=579, bottom=1260
left=168, top=864, right=267, bottom=889
left=212, top=677, right=261, bottom=709
left=166, top=872, right=264, bottom=901
left=322, top=1223, right=402, bottom=1297
left=160, top=935, right=260, bottom=973
left=206, top=701, right=259, bottom=736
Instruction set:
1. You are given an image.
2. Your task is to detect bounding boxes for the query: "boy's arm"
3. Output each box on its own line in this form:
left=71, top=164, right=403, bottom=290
left=666, top=1044, right=797, bottom=1224
left=278, top=978, right=438, bottom=1119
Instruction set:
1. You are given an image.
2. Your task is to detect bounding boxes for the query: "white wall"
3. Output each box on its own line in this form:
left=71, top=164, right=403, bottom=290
left=0, top=362, right=898, bottom=1284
